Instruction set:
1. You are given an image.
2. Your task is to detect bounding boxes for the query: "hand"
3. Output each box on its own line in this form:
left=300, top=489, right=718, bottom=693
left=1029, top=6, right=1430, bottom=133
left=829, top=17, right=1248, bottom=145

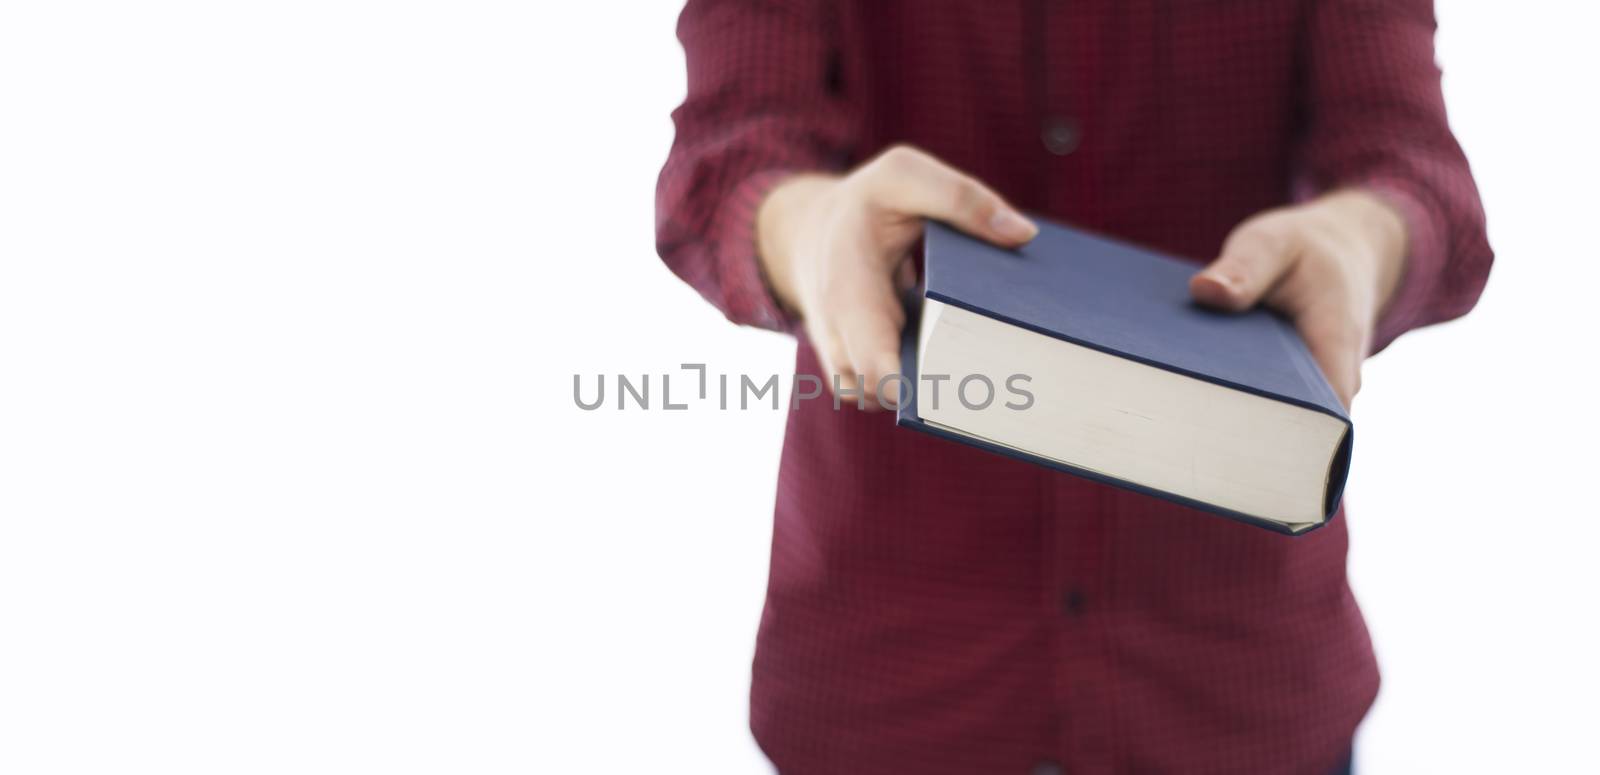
left=756, top=145, right=1038, bottom=408
left=1190, top=189, right=1409, bottom=408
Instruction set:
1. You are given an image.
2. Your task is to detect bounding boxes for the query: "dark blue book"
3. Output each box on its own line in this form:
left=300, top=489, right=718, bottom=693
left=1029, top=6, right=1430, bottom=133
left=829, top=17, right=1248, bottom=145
left=897, top=218, right=1352, bottom=534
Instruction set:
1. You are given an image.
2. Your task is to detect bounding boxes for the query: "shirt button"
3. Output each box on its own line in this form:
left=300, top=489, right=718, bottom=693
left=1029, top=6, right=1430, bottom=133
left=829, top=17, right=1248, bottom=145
left=1061, top=588, right=1086, bottom=616
left=1041, top=116, right=1081, bottom=155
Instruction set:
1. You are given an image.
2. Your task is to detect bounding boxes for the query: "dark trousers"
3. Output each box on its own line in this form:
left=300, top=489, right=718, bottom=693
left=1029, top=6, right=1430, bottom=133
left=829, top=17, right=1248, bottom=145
left=1030, top=750, right=1352, bottom=775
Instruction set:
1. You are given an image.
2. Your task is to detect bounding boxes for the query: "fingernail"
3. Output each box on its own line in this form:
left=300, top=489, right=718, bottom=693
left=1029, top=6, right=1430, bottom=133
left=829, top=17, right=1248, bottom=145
left=990, top=209, right=1039, bottom=242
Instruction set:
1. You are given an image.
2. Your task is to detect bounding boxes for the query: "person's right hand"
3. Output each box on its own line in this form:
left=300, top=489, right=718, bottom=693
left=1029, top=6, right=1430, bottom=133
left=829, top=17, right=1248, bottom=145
left=755, top=145, right=1038, bottom=409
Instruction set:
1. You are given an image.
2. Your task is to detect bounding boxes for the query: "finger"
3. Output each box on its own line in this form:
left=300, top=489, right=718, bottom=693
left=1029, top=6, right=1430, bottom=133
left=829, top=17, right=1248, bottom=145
left=861, top=145, right=1038, bottom=246
left=1295, top=302, right=1365, bottom=409
left=893, top=257, right=918, bottom=294
left=834, top=273, right=906, bottom=411
left=804, top=319, right=855, bottom=399
left=1191, top=216, right=1298, bottom=312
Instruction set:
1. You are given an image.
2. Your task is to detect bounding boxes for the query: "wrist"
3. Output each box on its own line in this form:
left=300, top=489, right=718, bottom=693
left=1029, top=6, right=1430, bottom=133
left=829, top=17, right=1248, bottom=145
left=1322, top=189, right=1409, bottom=313
left=756, top=173, right=838, bottom=314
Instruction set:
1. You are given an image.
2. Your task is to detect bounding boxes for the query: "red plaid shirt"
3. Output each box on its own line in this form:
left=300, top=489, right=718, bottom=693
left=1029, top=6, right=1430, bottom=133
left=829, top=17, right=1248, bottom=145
left=657, top=2, right=1491, bottom=772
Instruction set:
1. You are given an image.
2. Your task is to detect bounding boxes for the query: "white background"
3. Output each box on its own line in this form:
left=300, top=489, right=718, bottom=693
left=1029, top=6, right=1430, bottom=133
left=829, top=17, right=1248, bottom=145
left=1, top=1, right=1595, bottom=773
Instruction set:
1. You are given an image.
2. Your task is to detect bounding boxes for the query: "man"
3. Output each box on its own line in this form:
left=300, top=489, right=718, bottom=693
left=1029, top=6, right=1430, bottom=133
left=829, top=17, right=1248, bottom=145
left=656, top=1, right=1492, bottom=772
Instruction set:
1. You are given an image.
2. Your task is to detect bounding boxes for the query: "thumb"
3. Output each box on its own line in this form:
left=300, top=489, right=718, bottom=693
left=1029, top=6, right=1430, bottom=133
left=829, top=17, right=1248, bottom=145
left=1190, top=218, right=1297, bottom=312
left=861, top=145, right=1039, bottom=247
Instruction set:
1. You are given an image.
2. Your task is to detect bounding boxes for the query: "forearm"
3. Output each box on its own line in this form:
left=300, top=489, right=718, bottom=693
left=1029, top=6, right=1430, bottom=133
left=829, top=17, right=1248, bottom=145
left=1298, top=0, right=1492, bottom=351
left=654, top=0, right=861, bottom=332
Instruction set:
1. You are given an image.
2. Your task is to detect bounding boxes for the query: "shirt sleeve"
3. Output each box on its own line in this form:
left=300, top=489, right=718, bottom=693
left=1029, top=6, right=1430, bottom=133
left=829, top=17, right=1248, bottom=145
left=655, top=0, right=861, bottom=333
left=1294, top=0, right=1494, bottom=353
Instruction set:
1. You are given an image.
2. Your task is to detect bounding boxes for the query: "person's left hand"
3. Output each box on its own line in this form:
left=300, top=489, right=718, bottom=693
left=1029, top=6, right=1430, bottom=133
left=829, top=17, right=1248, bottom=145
left=1189, top=189, right=1409, bottom=408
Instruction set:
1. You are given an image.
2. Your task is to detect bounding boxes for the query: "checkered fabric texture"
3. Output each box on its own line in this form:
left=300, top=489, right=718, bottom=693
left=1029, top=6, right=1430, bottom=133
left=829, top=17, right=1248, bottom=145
left=656, top=2, right=1492, bottom=773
